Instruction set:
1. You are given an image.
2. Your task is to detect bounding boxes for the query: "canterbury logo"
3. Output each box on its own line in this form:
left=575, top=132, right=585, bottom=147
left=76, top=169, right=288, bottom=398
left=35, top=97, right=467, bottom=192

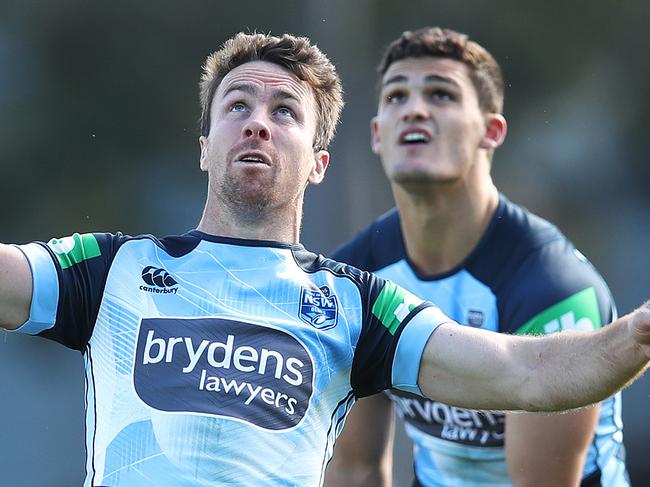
left=141, top=266, right=178, bottom=288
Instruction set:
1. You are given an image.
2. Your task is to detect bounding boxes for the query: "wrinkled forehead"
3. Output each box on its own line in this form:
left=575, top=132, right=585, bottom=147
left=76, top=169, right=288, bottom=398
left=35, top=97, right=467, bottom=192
left=381, top=57, right=473, bottom=90
left=216, top=60, right=315, bottom=107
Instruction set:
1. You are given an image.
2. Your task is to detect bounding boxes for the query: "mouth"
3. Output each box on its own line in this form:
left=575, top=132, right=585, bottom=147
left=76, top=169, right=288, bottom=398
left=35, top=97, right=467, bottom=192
left=235, top=151, right=272, bottom=166
left=398, top=128, right=432, bottom=146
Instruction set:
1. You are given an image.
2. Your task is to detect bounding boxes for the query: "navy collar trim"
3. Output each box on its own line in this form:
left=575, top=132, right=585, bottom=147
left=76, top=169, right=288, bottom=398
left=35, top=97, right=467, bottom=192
left=187, top=230, right=305, bottom=251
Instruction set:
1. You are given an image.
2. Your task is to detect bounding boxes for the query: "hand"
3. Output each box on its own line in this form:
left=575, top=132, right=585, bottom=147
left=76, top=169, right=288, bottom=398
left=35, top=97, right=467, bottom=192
left=628, top=301, right=650, bottom=357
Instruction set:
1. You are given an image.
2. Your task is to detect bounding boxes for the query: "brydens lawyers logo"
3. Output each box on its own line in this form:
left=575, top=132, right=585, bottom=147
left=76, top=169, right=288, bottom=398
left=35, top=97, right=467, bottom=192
left=140, top=266, right=179, bottom=294
left=134, top=317, right=314, bottom=430
left=299, top=285, right=338, bottom=330
left=386, top=391, right=505, bottom=447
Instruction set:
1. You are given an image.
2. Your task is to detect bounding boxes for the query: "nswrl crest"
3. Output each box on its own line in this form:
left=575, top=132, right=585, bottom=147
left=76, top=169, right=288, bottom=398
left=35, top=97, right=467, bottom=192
left=299, top=285, right=338, bottom=330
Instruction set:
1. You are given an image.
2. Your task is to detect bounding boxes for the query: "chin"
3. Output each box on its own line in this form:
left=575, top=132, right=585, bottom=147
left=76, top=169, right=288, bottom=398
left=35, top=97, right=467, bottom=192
left=216, top=178, right=274, bottom=218
left=391, top=168, right=458, bottom=185
left=233, top=184, right=273, bottom=205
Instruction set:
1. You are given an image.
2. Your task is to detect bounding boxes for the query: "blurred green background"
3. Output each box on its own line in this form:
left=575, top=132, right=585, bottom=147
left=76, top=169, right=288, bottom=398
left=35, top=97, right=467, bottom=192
left=1, top=0, right=648, bottom=485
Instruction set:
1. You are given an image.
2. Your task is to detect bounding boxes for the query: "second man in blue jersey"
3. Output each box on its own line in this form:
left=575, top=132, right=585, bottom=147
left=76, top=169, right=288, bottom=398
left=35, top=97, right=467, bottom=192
left=326, top=27, right=628, bottom=487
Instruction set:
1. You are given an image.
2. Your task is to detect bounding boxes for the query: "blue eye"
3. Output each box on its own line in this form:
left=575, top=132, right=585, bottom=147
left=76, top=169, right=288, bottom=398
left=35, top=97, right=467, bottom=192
left=230, top=102, right=247, bottom=112
left=276, top=106, right=295, bottom=118
left=431, top=90, right=455, bottom=102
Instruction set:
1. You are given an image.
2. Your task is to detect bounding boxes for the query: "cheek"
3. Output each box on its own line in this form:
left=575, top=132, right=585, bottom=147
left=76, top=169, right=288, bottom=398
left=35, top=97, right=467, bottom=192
left=380, top=122, right=392, bottom=143
left=213, top=119, right=239, bottom=139
left=446, top=115, right=479, bottom=147
left=203, top=140, right=230, bottom=174
left=374, top=121, right=393, bottom=153
left=206, top=140, right=222, bottom=160
left=284, top=129, right=313, bottom=156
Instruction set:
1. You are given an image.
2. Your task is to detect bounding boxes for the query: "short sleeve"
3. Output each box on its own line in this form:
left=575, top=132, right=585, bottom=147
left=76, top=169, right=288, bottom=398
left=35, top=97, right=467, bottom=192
left=500, top=240, right=615, bottom=336
left=350, top=273, right=452, bottom=398
left=11, top=232, right=126, bottom=350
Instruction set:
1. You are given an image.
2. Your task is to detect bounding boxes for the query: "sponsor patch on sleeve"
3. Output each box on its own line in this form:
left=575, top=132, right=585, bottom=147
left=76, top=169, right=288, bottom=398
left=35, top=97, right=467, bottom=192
left=516, top=287, right=602, bottom=336
left=371, top=281, right=423, bottom=335
left=47, top=233, right=101, bottom=269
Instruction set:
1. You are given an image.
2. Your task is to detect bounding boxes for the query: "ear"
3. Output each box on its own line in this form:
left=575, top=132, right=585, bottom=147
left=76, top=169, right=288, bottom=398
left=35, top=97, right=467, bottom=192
left=370, top=116, right=382, bottom=155
left=479, top=114, right=507, bottom=150
left=307, top=150, right=330, bottom=185
left=199, top=136, right=209, bottom=172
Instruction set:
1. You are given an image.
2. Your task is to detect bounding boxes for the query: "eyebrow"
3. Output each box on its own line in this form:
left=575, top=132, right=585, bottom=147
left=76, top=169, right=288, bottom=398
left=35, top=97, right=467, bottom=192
left=222, top=83, right=301, bottom=104
left=223, top=82, right=258, bottom=98
left=273, top=90, right=301, bottom=104
left=382, top=74, right=460, bottom=88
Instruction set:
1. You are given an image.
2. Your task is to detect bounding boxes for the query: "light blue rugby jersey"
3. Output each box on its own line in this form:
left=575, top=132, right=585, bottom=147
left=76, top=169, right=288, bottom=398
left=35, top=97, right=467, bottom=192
left=14, top=230, right=452, bottom=487
left=332, top=195, right=629, bottom=487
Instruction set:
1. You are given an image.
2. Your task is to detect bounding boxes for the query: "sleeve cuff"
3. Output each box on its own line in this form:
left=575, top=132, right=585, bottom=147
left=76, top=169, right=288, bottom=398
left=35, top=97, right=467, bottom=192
left=391, top=305, right=452, bottom=396
left=8, top=243, right=59, bottom=335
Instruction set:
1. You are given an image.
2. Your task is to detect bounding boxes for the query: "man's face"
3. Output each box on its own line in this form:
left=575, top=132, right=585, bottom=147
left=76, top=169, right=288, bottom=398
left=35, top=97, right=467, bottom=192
left=372, top=57, right=497, bottom=186
left=199, top=61, right=329, bottom=217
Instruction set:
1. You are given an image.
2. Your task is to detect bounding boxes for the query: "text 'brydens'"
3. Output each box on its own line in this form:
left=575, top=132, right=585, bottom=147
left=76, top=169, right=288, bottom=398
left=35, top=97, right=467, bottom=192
left=133, top=317, right=314, bottom=430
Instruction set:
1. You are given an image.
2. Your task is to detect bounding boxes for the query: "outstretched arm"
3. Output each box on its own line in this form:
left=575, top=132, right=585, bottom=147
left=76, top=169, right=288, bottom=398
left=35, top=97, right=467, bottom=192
left=418, top=302, right=650, bottom=412
left=325, top=393, right=394, bottom=487
left=0, top=244, right=33, bottom=330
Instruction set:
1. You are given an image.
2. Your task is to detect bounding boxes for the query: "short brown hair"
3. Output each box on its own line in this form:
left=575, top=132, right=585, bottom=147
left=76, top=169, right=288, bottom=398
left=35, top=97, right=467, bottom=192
left=199, top=32, right=344, bottom=151
left=378, top=27, right=504, bottom=113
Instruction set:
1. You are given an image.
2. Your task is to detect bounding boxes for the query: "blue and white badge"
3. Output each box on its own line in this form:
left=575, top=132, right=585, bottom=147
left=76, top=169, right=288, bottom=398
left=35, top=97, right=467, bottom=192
left=299, top=285, right=338, bottom=330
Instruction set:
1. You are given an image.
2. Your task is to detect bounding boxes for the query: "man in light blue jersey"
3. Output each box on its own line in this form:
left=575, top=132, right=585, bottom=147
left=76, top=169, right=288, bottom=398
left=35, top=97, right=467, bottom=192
left=1, top=31, right=650, bottom=487
left=326, top=27, right=629, bottom=487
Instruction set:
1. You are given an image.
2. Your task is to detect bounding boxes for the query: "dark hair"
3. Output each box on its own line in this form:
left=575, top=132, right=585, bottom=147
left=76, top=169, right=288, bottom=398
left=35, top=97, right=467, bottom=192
left=378, top=27, right=504, bottom=113
left=199, top=32, right=344, bottom=151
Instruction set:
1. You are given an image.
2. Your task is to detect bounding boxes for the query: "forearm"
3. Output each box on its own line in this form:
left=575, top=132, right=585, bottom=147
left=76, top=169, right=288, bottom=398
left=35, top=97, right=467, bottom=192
left=325, top=466, right=390, bottom=487
left=505, top=406, right=600, bottom=486
left=325, top=395, right=394, bottom=487
left=516, top=313, right=648, bottom=411
left=418, top=303, right=650, bottom=412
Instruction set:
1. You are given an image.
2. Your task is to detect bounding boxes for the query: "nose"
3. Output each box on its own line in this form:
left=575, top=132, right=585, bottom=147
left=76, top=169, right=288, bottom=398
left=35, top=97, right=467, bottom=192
left=243, top=117, right=271, bottom=141
left=401, top=95, right=431, bottom=123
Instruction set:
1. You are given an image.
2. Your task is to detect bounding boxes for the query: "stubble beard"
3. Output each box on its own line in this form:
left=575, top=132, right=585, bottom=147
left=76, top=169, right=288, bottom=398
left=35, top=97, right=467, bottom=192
left=210, top=142, right=282, bottom=224
left=215, top=171, right=278, bottom=224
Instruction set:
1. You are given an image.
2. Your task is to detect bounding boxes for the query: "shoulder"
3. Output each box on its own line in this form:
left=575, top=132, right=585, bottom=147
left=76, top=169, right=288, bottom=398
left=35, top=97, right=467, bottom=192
left=294, top=245, right=370, bottom=289
left=293, top=245, right=396, bottom=308
left=469, top=197, right=577, bottom=285
left=480, top=199, right=614, bottom=332
left=93, top=231, right=204, bottom=261
left=330, top=208, right=405, bottom=272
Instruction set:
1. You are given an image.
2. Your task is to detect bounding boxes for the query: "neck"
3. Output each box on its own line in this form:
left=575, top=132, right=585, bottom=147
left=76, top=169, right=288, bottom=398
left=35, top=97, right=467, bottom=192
left=392, top=174, right=499, bottom=276
left=196, top=190, right=303, bottom=243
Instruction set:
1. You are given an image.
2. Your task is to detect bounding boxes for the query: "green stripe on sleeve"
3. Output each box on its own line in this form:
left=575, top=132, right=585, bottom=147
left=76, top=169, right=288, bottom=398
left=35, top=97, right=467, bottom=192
left=47, top=233, right=101, bottom=269
left=371, top=281, right=423, bottom=335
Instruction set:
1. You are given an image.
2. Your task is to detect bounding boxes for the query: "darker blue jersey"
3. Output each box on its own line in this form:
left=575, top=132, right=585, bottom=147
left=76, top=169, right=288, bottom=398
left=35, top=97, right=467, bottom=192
left=332, top=195, right=628, bottom=487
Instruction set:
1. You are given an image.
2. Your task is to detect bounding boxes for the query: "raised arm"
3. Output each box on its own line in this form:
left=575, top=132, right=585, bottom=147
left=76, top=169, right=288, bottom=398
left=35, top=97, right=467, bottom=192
left=0, top=243, right=33, bottom=330
left=418, top=302, right=650, bottom=412
left=325, top=393, right=394, bottom=487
